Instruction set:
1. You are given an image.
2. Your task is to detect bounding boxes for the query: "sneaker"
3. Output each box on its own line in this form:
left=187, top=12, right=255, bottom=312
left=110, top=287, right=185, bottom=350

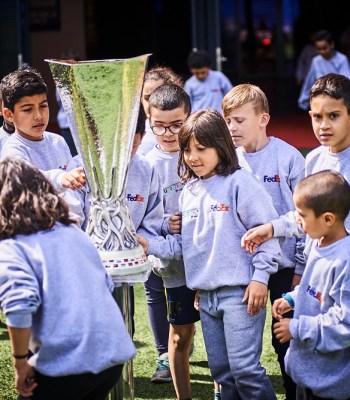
left=214, top=390, right=221, bottom=399
left=151, top=352, right=172, bottom=383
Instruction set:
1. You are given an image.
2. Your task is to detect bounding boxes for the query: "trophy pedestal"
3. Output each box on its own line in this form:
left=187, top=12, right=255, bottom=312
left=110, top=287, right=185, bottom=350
left=103, top=247, right=151, bottom=400
left=108, top=284, right=135, bottom=400
left=101, top=246, right=151, bottom=284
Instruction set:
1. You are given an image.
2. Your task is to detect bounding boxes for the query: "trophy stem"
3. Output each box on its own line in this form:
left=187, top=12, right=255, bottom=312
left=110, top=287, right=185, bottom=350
left=108, top=284, right=134, bottom=400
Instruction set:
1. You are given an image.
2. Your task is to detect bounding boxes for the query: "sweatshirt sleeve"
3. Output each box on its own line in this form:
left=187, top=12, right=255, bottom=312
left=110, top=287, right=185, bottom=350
left=0, top=241, right=41, bottom=328
left=272, top=210, right=305, bottom=238
left=237, top=175, right=281, bottom=284
left=289, top=267, right=350, bottom=353
left=41, top=169, right=66, bottom=193
left=147, top=234, right=183, bottom=260
left=297, top=62, right=316, bottom=111
left=136, top=168, right=164, bottom=239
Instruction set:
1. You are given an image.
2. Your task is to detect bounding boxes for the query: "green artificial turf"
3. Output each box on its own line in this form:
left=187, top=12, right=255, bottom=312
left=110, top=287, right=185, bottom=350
left=0, top=283, right=286, bottom=400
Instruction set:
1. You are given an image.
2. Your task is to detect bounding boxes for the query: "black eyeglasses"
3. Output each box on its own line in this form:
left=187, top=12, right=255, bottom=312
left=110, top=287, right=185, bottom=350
left=150, top=123, right=182, bottom=136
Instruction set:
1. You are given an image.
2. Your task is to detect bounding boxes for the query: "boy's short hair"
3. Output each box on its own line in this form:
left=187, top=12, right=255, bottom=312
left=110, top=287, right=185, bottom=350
left=187, top=49, right=211, bottom=69
left=135, top=106, right=146, bottom=138
left=1, top=67, right=47, bottom=111
left=295, top=170, right=350, bottom=220
left=222, top=83, right=269, bottom=117
left=313, top=29, right=334, bottom=44
left=310, top=73, right=350, bottom=114
left=148, top=83, right=191, bottom=116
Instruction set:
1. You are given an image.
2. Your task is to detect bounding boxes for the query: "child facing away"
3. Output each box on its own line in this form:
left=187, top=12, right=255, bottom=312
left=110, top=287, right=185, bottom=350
left=272, top=170, right=350, bottom=400
left=241, top=73, right=350, bottom=250
left=0, top=158, right=136, bottom=400
left=144, top=83, right=200, bottom=399
left=138, top=108, right=282, bottom=400
left=222, top=83, right=306, bottom=400
left=298, top=30, right=350, bottom=111
left=0, top=67, right=85, bottom=193
left=184, top=49, right=233, bottom=113
left=137, top=65, right=184, bottom=156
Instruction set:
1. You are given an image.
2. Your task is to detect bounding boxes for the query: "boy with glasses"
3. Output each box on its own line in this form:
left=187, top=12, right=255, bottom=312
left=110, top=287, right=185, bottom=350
left=145, top=83, right=200, bottom=400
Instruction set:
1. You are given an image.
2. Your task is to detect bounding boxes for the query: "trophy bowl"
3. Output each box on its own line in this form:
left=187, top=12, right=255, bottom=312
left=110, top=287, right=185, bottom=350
left=46, top=55, right=152, bottom=282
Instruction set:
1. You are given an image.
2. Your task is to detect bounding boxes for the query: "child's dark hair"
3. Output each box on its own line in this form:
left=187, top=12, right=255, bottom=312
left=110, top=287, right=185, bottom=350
left=148, top=83, right=191, bottom=116
left=187, top=49, right=211, bottom=69
left=310, top=73, right=350, bottom=114
left=178, top=109, right=240, bottom=182
left=0, top=67, right=47, bottom=111
left=144, top=65, right=184, bottom=87
left=313, top=29, right=334, bottom=44
left=135, top=106, right=146, bottom=138
left=295, top=170, right=350, bottom=220
left=0, top=158, right=74, bottom=239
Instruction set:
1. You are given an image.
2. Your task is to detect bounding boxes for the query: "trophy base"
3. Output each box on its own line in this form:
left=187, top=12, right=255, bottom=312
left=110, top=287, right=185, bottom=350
left=100, top=245, right=151, bottom=283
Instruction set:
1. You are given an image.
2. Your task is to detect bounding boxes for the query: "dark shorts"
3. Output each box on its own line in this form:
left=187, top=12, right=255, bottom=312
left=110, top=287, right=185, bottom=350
left=23, top=364, right=123, bottom=400
left=166, top=285, right=200, bottom=325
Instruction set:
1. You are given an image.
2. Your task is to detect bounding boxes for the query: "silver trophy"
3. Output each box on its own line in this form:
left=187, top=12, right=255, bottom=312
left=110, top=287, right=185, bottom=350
left=46, top=55, right=152, bottom=400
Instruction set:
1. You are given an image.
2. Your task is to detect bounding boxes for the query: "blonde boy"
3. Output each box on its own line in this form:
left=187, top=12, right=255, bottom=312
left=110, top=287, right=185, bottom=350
left=222, top=84, right=306, bottom=400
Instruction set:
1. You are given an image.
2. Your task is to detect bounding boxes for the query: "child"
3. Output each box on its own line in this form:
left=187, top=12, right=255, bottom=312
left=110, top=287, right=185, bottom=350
left=138, top=65, right=184, bottom=156
left=139, top=108, right=282, bottom=399
left=145, top=83, right=200, bottom=399
left=137, top=67, right=186, bottom=382
left=222, top=83, right=306, bottom=400
left=298, top=30, right=350, bottom=111
left=184, top=49, right=233, bottom=113
left=0, top=67, right=85, bottom=193
left=0, top=158, right=136, bottom=400
left=242, top=73, right=350, bottom=248
left=272, top=170, right=350, bottom=400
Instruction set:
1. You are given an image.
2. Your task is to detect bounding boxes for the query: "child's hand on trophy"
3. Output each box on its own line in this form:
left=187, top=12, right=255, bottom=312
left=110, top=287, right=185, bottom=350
left=62, top=166, right=86, bottom=190
left=136, top=234, right=149, bottom=253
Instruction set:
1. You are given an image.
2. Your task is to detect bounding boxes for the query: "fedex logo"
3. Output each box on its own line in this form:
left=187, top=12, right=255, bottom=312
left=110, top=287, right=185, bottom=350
left=306, top=285, right=324, bottom=303
left=210, top=203, right=230, bottom=212
left=127, top=194, right=145, bottom=202
left=263, top=175, right=280, bottom=183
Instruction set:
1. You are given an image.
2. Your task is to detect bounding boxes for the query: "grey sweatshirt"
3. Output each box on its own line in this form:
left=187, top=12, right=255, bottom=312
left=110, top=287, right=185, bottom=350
left=0, top=125, right=11, bottom=154
left=284, top=235, right=350, bottom=399
left=126, top=153, right=164, bottom=237
left=237, top=137, right=306, bottom=274
left=272, top=144, right=350, bottom=236
left=145, top=146, right=186, bottom=288
left=0, top=223, right=136, bottom=376
left=148, top=169, right=282, bottom=290
left=0, top=131, right=72, bottom=193
left=65, top=155, right=91, bottom=230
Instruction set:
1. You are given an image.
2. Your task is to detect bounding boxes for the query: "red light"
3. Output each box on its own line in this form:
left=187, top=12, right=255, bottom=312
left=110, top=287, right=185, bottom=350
left=262, top=38, right=271, bottom=46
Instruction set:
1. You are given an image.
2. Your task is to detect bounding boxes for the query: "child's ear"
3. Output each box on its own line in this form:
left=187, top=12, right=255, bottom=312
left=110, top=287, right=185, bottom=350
left=261, top=112, right=270, bottom=127
left=323, top=212, right=335, bottom=226
left=2, top=107, right=13, bottom=122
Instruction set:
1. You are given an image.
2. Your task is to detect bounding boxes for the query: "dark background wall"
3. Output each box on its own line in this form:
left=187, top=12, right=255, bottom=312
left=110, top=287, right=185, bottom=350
left=1, top=0, right=350, bottom=124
